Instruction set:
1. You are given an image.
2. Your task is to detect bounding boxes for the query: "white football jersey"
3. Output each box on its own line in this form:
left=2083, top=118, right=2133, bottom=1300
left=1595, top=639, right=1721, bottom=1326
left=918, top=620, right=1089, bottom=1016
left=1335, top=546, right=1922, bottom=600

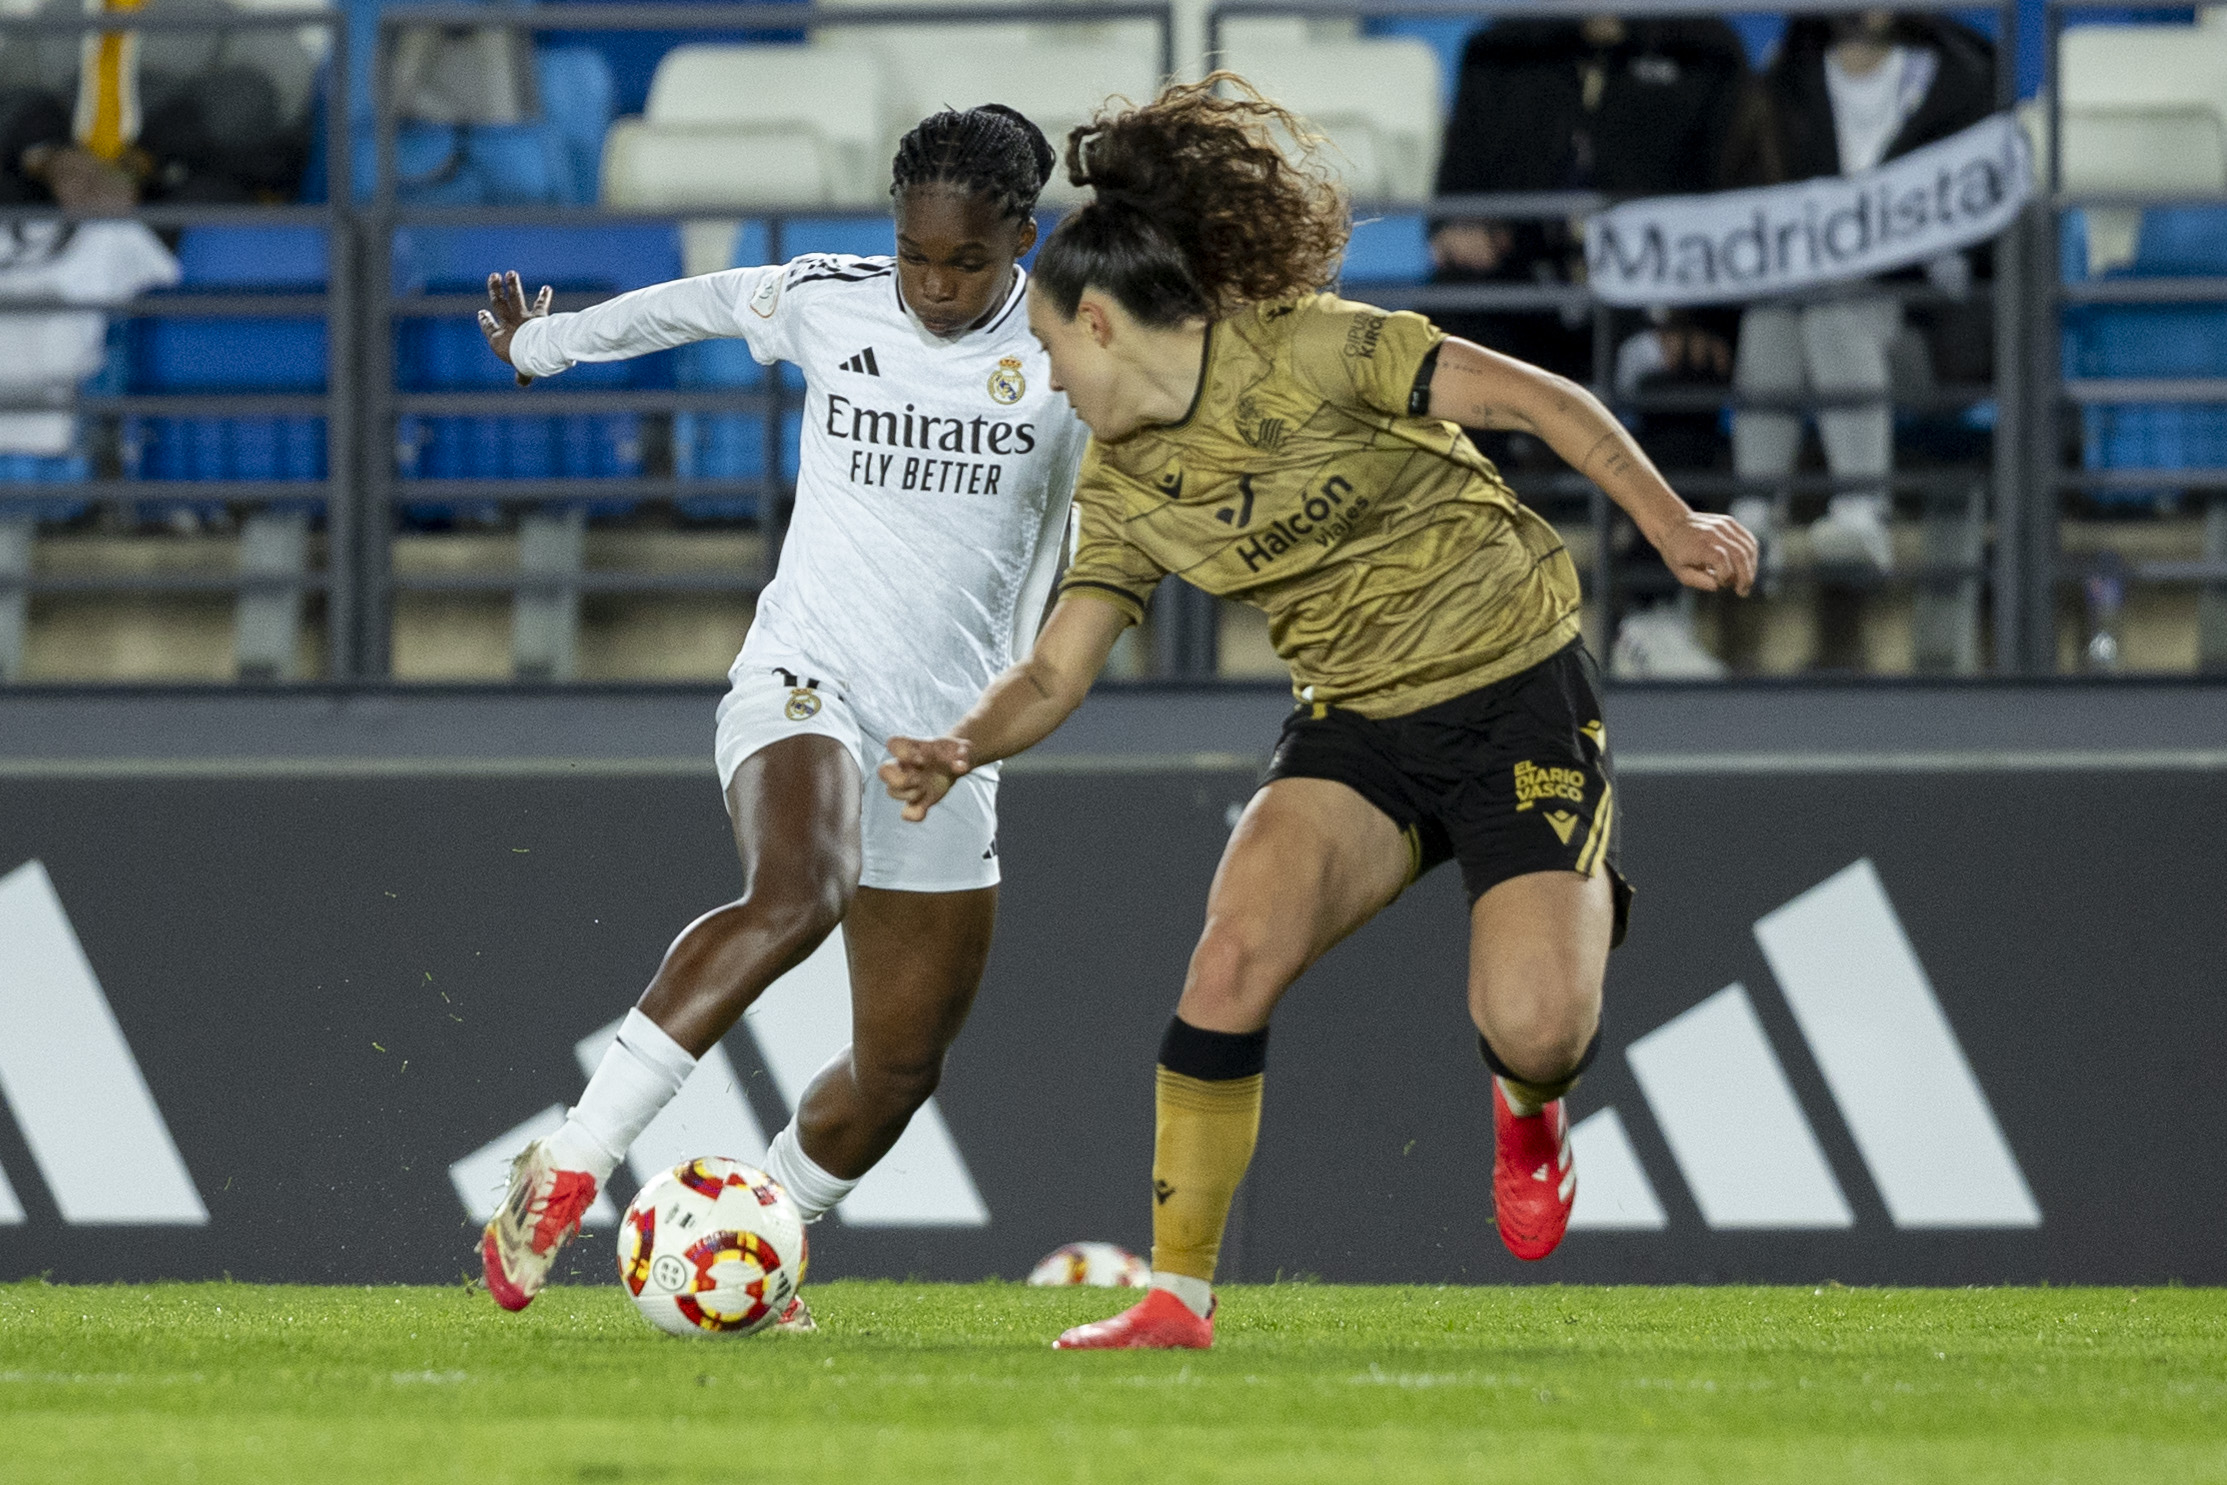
left=509, top=254, right=1086, bottom=743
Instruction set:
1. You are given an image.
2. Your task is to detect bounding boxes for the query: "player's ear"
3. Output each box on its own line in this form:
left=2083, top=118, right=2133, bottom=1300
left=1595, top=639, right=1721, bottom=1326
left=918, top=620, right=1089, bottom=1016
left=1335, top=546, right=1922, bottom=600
left=1077, top=294, right=1116, bottom=349
left=1012, top=214, right=1039, bottom=260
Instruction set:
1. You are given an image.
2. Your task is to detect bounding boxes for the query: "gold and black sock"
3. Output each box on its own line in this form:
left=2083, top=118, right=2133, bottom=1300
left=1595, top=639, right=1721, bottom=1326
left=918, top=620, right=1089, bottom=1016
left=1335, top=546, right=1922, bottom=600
left=1479, top=1026, right=1602, bottom=1115
left=1150, top=1017, right=1269, bottom=1291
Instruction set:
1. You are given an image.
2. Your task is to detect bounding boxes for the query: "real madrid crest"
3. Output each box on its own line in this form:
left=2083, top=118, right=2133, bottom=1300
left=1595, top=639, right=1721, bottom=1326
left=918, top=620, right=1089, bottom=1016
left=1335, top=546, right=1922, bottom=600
left=784, top=688, right=821, bottom=721
left=987, top=355, right=1026, bottom=405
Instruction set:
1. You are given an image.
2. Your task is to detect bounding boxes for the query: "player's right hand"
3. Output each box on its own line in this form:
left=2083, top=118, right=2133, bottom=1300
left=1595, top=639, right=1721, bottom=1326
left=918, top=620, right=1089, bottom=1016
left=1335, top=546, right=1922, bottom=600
left=879, top=736, right=972, bottom=822
left=479, top=269, right=552, bottom=387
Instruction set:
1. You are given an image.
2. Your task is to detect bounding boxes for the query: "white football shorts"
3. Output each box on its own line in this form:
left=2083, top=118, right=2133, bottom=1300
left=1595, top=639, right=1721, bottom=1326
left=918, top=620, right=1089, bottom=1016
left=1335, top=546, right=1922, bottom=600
left=712, top=661, right=1001, bottom=894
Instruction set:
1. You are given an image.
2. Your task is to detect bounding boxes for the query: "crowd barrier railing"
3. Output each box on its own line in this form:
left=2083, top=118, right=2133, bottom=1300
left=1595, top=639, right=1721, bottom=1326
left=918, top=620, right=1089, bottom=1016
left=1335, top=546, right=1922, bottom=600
left=2040, top=0, right=2227, bottom=673
left=0, top=6, right=352, bottom=683
left=26, top=0, right=2227, bottom=684
left=357, top=1, right=1178, bottom=681
left=1196, top=0, right=2025, bottom=680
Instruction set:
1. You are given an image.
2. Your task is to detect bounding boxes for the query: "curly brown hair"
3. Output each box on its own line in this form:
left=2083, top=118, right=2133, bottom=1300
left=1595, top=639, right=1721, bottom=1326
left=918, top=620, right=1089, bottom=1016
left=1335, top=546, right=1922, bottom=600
left=1034, top=73, right=1350, bottom=326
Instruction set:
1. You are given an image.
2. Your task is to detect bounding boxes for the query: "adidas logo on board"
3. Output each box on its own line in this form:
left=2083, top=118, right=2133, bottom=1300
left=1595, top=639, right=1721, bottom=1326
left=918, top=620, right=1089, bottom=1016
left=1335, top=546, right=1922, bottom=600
left=0, top=860, right=208, bottom=1226
left=1571, top=859, right=2043, bottom=1233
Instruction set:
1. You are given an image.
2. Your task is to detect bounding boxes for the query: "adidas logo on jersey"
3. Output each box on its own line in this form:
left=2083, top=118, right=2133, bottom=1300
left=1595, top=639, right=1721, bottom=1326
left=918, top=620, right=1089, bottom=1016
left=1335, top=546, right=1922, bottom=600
left=839, top=347, right=881, bottom=376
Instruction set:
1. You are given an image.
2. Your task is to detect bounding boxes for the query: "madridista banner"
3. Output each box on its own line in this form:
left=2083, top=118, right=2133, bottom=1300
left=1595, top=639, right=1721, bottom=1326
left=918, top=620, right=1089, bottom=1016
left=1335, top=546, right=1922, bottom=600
left=1584, top=112, right=2032, bottom=308
left=0, top=762, right=2221, bottom=1287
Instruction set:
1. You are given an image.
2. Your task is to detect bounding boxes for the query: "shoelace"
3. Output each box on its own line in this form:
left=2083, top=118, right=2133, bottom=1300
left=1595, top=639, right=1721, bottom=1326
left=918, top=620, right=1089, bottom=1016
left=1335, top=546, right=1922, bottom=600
left=531, top=1171, right=598, bottom=1253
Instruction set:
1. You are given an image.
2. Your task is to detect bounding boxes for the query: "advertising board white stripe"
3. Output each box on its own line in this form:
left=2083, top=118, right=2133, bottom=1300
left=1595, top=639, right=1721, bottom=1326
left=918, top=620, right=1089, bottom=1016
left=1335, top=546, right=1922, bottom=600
left=0, top=860, right=206, bottom=1224
left=0, top=1161, right=23, bottom=1224
left=1567, top=1107, right=1668, bottom=1230
left=1627, top=984, right=1854, bottom=1229
left=743, top=928, right=989, bottom=1228
left=1755, top=859, right=2042, bottom=1228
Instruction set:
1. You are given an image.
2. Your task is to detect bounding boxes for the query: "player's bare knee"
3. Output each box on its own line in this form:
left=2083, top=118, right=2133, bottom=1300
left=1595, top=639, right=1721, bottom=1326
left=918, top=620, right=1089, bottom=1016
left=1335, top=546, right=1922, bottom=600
left=742, top=871, right=852, bottom=962
left=1480, top=993, right=1598, bottom=1083
left=1180, top=924, right=1286, bottom=1028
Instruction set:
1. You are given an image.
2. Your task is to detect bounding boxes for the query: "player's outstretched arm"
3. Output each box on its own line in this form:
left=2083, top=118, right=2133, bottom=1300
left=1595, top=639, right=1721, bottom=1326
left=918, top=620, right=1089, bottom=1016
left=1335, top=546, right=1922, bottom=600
left=480, top=265, right=774, bottom=383
left=880, top=595, right=1129, bottom=822
left=1424, top=336, right=1758, bottom=596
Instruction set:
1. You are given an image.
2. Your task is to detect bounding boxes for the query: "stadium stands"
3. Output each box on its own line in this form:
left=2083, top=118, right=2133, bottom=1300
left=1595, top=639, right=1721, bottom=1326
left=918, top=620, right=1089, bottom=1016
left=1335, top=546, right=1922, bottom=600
left=9, top=0, right=2227, bottom=681
left=1217, top=33, right=1441, bottom=202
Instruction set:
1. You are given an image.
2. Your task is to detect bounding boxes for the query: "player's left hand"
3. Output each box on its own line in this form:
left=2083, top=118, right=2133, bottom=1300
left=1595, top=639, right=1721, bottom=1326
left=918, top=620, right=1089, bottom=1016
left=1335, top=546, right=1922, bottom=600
left=479, top=270, right=552, bottom=387
left=879, top=735, right=971, bottom=822
left=1653, top=511, right=1759, bottom=596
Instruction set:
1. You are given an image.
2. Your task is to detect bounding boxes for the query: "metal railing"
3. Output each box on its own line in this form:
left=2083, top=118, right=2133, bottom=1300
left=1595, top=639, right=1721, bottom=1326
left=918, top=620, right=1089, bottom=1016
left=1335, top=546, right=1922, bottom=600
left=2037, top=0, right=2227, bottom=672
left=1193, top=0, right=2026, bottom=678
left=6, top=0, right=2227, bottom=681
left=357, top=0, right=1176, bottom=679
left=0, top=6, right=352, bottom=681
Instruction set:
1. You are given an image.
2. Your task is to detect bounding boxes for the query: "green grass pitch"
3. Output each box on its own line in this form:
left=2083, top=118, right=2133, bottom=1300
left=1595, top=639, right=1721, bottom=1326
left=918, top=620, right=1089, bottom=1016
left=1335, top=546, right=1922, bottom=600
left=1, top=1280, right=2222, bottom=1483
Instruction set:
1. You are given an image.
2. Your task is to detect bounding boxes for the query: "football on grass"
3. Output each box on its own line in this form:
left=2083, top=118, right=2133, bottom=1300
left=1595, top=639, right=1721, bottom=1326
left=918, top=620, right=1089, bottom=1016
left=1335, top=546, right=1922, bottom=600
left=617, top=1157, right=807, bottom=1337
left=1027, top=1242, right=1149, bottom=1288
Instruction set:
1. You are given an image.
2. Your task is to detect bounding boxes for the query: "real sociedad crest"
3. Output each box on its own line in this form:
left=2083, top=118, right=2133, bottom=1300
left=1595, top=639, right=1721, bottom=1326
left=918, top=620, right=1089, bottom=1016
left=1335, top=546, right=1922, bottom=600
left=987, top=356, right=1026, bottom=405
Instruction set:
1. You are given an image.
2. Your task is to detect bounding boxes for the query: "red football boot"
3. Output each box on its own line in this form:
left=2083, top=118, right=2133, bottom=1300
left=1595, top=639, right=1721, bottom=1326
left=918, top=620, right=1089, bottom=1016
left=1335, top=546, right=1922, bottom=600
left=1053, top=1287, right=1215, bottom=1350
left=1492, top=1081, right=1575, bottom=1261
left=480, top=1139, right=600, bottom=1312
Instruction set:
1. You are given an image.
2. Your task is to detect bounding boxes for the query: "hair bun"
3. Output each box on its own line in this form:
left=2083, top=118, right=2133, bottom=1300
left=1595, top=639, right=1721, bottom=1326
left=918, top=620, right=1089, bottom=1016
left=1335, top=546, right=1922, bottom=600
left=975, top=104, right=1056, bottom=193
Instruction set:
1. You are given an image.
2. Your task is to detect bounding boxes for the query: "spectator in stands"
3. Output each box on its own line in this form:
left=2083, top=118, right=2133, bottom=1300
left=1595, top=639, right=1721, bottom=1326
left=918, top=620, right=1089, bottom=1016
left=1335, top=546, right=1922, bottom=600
left=0, top=0, right=315, bottom=209
left=1430, top=12, right=1749, bottom=677
left=1725, top=10, right=1995, bottom=577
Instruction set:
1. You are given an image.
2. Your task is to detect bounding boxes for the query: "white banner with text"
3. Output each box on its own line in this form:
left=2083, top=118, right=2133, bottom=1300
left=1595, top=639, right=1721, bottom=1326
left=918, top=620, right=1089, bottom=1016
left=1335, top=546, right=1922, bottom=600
left=1584, top=112, right=2032, bottom=308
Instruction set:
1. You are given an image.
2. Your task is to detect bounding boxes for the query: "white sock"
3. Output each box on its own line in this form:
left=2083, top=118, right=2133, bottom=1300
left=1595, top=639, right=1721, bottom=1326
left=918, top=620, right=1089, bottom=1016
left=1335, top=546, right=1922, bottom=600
left=762, top=1122, right=859, bottom=1222
left=545, top=1008, right=697, bottom=1183
left=1150, top=1271, right=1213, bottom=1318
left=1497, top=1076, right=1544, bottom=1118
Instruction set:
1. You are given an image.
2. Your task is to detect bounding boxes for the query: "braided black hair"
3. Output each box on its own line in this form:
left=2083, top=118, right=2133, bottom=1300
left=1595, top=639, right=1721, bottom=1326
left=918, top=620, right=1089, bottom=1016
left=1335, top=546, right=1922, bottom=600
left=890, top=104, right=1057, bottom=223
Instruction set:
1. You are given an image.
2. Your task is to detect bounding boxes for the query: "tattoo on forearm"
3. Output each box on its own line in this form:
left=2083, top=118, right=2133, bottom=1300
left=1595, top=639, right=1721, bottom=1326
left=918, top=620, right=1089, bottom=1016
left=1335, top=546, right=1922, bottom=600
left=1578, top=429, right=1632, bottom=483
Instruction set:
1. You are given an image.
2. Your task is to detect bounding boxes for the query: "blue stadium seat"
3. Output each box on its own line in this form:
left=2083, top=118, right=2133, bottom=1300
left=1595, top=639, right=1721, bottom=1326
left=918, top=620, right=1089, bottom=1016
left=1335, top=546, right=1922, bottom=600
left=778, top=217, right=895, bottom=263
left=391, top=224, right=682, bottom=522
left=1341, top=213, right=1431, bottom=284
left=673, top=337, right=800, bottom=521
left=126, top=227, right=332, bottom=518
left=306, top=20, right=615, bottom=205
left=538, top=47, right=616, bottom=206
left=539, top=0, right=806, bottom=117
left=2063, top=205, right=2227, bottom=504
left=0, top=453, right=91, bottom=523
left=2128, top=205, right=2227, bottom=276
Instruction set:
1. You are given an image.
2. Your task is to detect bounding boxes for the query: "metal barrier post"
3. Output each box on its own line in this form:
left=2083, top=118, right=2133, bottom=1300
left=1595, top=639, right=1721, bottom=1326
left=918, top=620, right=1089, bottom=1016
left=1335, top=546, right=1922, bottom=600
left=325, top=17, right=359, bottom=682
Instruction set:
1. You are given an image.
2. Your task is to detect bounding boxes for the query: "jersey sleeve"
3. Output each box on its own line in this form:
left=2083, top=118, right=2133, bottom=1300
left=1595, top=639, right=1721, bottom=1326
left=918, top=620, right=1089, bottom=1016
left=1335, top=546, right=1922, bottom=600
left=1055, top=452, right=1167, bottom=626
left=507, top=263, right=793, bottom=378
left=1287, top=296, right=1446, bottom=420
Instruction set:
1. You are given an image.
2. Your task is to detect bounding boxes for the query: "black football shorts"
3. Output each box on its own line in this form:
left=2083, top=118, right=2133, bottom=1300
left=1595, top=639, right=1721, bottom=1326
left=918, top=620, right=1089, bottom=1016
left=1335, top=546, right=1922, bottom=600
left=1263, top=638, right=1632, bottom=946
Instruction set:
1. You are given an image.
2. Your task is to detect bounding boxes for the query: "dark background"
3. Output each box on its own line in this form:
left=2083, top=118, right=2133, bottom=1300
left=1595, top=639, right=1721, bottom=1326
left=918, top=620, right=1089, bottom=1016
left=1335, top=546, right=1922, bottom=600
left=1, top=764, right=2221, bottom=1285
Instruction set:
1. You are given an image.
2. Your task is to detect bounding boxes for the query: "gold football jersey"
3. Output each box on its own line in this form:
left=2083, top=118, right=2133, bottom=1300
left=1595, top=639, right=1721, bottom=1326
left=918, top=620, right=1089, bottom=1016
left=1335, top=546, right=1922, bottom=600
left=1058, top=293, right=1582, bottom=718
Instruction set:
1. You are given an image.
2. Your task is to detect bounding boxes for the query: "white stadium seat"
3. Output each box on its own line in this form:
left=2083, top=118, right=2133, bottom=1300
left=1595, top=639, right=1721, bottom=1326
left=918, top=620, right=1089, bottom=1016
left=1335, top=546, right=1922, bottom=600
left=1213, top=37, right=1442, bottom=204
left=601, top=46, right=891, bottom=211
left=2061, top=12, right=2227, bottom=112
left=2059, top=105, right=2227, bottom=196
left=834, top=29, right=1165, bottom=206
left=2032, top=16, right=2227, bottom=272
